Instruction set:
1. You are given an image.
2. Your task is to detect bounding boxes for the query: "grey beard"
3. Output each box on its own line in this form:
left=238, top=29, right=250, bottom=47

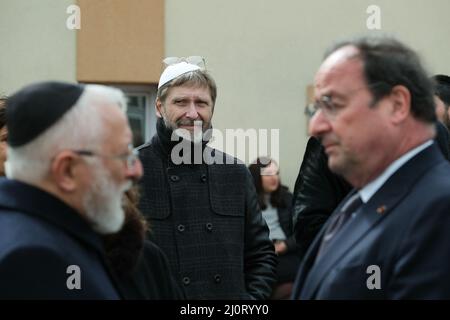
left=82, top=161, right=131, bottom=234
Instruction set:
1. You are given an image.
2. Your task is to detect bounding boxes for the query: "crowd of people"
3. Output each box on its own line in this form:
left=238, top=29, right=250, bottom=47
left=1, top=34, right=450, bottom=299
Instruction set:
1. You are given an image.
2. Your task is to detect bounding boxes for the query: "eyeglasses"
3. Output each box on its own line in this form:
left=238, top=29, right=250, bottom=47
left=163, top=56, right=206, bottom=69
left=305, top=82, right=389, bottom=119
left=73, top=144, right=139, bottom=169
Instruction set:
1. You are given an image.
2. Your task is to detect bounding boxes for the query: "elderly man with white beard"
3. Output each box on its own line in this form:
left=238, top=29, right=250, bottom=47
left=0, top=81, right=143, bottom=299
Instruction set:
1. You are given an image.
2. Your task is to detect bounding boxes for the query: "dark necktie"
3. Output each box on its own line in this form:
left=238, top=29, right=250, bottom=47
left=316, top=192, right=363, bottom=261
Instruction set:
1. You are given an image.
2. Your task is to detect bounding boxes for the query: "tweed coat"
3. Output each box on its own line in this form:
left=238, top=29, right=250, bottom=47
left=137, top=124, right=276, bottom=299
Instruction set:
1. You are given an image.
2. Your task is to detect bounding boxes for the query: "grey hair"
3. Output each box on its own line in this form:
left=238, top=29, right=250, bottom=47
left=5, top=84, right=127, bottom=183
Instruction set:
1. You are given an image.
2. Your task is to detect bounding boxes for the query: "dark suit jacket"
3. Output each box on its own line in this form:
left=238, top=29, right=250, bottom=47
left=292, top=143, right=450, bottom=299
left=0, top=179, right=120, bottom=299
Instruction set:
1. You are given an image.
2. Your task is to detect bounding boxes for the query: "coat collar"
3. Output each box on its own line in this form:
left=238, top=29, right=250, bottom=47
left=293, top=143, right=444, bottom=299
left=0, top=178, right=105, bottom=254
left=153, top=117, right=212, bottom=164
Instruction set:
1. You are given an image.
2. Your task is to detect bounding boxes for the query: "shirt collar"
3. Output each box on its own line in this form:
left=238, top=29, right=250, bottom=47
left=359, top=140, right=433, bottom=203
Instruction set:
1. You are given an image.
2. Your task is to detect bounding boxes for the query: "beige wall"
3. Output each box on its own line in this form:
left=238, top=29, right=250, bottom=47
left=76, top=0, right=164, bottom=84
left=2, top=0, right=450, bottom=190
left=0, top=0, right=76, bottom=95
left=166, top=0, right=450, bottom=190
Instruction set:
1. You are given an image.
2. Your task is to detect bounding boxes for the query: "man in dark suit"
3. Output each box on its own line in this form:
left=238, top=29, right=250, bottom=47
left=292, top=120, right=449, bottom=264
left=291, top=36, right=450, bottom=299
left=0, top=81, right=143, bottom=299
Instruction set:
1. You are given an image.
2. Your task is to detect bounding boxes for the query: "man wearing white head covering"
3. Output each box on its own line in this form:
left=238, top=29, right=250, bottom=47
left=137, top=57, right=276, bottom=299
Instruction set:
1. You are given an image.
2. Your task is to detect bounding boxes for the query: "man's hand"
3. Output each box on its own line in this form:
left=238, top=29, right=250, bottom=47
left=274, top=240, right=287, bottom=255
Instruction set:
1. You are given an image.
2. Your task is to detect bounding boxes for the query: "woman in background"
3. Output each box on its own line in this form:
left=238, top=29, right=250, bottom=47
left=249, top=157, right=301, bottom=299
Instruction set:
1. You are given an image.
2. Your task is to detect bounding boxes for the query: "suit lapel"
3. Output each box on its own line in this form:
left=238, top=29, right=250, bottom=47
left=295, top=191, right=359, bottom=299
left=291, top=211, right=331, bottom=298
left=295, top=143, right=443, bottom=299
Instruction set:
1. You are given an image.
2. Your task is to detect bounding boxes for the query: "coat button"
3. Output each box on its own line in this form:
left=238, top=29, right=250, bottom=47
left=205, top=222, right=213, bottom=232
left=200, top=174, right=207, bottom=182
left=170, top=175, right=180, bottom=182
left=214, top=274, right=221, bottom=283
left=182, top=277, right=191, bottom=286
left=177, top=224, right=185, bottom=232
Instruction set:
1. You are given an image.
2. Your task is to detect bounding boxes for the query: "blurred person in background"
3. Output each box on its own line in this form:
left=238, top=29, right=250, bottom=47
left=432, top=74, right=450, bottom=132
left=0, top=96, right=8, bottom=176
left=249, top=157, right=301, bottom=299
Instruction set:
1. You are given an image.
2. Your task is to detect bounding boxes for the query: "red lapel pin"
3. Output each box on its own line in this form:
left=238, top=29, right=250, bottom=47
left=376, top=205, right=386, bottom=214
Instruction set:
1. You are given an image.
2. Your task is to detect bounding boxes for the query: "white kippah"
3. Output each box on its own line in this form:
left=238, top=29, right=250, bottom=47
left=158, top=62, right=201, bottom=89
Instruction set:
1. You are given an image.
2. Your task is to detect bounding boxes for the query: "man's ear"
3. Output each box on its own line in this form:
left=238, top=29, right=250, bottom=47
left=389, top=85, right=411, bottom=124
left=155, top=99, right=163, bottom=118
left=50, top=150, right=79, bottom=192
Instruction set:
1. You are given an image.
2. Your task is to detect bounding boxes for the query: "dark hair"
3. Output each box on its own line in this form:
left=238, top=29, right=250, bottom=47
left=432, top=74, right=450, bottom=107
left=325, top=36, right=436, bottom=123
left=248, top=157, right=289, bottom=210
left=0, top=96, right=7, bottom=129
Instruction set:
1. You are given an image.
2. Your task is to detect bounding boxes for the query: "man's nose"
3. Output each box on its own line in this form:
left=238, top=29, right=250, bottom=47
left=126, top=158, right=143, bottom=182
left=309, top=110, right=331, bottom=137
left=186, top=103, right=199, bottom=119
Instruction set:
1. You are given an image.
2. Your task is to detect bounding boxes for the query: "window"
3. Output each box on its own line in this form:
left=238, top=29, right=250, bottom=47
left=115, top=84, right=157, bottom=147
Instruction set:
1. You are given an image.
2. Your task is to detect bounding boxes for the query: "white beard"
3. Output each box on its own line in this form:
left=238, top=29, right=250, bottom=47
left=82, top=161, right=131, bottom=235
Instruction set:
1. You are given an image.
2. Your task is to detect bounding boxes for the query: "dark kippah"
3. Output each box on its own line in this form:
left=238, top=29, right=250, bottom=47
left=6, top=81, right=84, bottom=147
